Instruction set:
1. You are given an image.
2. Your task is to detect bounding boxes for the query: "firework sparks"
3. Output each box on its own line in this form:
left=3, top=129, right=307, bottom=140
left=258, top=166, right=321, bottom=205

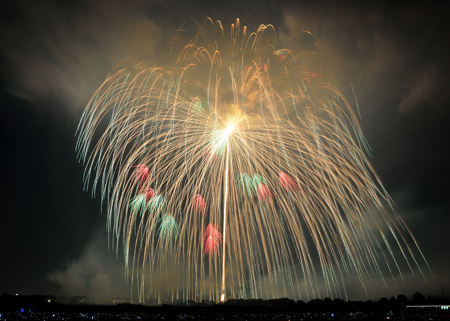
left=279, top=172, right=299, bottom=192
left=76, top=18, right=430, bottom=303
left=203, top=223, right=223, bottom=256
left=132, top=164, right=150, bottom=187
left=257, top=183, right=274, bottom=202
left=159, top=214, right=179, bottom=240
left=192, top=194, right=206, bottom=215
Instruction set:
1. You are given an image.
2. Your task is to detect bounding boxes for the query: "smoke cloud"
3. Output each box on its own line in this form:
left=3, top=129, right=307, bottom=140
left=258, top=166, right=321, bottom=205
left=47, top=230, right=130, bottom=299
left=0, top=0, right=162, bottom=108
left=281, top=1, right=450, bottom=115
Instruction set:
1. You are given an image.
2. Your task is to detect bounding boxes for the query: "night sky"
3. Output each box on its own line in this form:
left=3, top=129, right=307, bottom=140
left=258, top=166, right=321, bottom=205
left=1, top=0, right=449, bottom=301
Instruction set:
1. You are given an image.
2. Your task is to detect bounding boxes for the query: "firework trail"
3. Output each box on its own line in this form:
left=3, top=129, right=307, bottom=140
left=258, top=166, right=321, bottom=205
left=76, top=18, right=429, bottom=303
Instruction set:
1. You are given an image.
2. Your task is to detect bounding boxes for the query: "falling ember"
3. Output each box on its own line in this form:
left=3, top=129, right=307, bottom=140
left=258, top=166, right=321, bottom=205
left=203, top=223, right=222, bottom=256
left=139, top=187, right=155, bottom=202
left=132, top=164, right=150, bottom=186
left=159, top=214, right=179, bottom=240
left=148, top=194, right=167, bottom=216
left=76, top=18, right=430, bottom=303
left=279, top=172, right=299, bottom=192
left=257, top=184, right=274, bottom=202
left=192, top=194, right=206, bottom=215
left=130, top=193, right=148, bottom=215
left=237, top=173, right=256, bottom=197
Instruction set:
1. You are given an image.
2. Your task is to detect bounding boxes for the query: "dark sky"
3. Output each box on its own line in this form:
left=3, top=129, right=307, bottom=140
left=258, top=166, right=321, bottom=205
left=1, top=0, right=449, bottom=301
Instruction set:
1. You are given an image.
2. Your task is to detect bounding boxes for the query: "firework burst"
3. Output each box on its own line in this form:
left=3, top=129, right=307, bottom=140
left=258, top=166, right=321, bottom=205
left=76, top=18, right=429, bottom=303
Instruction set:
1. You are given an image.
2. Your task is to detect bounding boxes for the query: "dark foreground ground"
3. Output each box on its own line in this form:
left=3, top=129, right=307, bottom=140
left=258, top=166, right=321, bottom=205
left=1, top=294, right=450, bottom=321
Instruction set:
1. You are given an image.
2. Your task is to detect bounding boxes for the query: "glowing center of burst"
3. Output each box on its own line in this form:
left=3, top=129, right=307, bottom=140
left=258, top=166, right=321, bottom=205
left=220, top=294, right=225, bottom=302
left=224, top=125, right=233, bottom=138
